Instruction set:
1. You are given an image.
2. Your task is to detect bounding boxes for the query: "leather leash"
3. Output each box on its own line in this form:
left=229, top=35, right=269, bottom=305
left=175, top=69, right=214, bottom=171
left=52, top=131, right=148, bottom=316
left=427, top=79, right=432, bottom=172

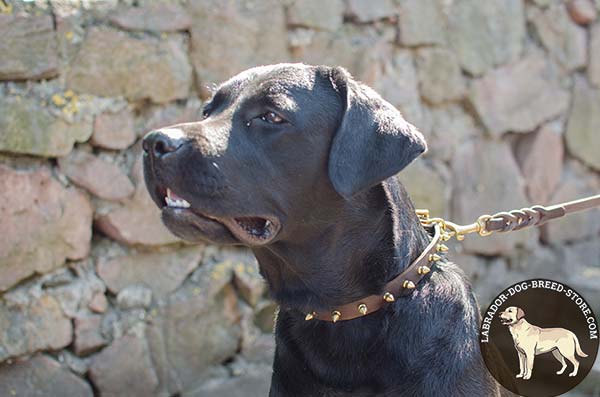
left=305, top=194, right=600, bottom=323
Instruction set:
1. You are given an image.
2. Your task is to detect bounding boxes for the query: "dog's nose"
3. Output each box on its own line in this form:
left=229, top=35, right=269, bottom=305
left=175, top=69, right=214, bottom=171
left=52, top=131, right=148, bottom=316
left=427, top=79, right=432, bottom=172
left=143, top=129, right=186, bottom=158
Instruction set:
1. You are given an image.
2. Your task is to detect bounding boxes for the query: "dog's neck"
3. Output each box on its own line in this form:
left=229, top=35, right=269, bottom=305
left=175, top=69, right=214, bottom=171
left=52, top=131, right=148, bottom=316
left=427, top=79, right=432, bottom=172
left=252, top=177, right=430, bottom=311
left=509, top=318, right=530, bottom=332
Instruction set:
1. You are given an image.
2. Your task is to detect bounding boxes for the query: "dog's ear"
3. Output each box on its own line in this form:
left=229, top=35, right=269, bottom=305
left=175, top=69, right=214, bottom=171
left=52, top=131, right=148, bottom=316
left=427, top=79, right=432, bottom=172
left=516, top=307, right=525, bottom=320
left=326, top=66, right=427, bottom=199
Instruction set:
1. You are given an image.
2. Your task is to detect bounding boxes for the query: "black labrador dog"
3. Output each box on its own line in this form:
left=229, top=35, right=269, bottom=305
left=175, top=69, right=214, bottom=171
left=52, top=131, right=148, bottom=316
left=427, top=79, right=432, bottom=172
left=142, top=64, right=500, bottom=396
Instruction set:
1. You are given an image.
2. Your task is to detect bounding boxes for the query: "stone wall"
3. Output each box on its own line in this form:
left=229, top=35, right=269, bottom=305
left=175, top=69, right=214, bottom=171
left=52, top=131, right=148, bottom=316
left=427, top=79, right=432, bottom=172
left=0, top=0, right=599, bottom=396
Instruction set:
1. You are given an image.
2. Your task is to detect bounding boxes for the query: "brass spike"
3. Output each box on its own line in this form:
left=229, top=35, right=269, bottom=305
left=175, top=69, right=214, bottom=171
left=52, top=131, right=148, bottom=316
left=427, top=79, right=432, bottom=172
left=417, top=266, right=431, bottom=275
left=305, top=312, right=315, bottom=321
left=383, top=292, right=395, bottom=302
left=441, top=233, right=451, bottom=242
left=403, top=280, right=416, bottom=289
left=436, top=243, right=449, bottom=253
left=358, top=303, right=368, bottom=315
left=331, top=311, right=341, bottom=323
left=429, top=253, right=441, bottom=262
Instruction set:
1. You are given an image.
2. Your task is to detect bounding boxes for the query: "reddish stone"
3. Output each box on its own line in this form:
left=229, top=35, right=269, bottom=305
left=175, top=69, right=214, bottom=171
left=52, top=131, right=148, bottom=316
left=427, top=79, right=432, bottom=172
left=58, top=150, right=135, bottom=201
left=567, top=0, right=597, bottom=24
left=96, top=246, right=201, bottom=299
left=0, top=166, right=92, bottom=291
left=515, top=122, right=564, bottom=204
left=0, top=15, right=58, bottom=80
left=89, top=335, right=159, bottom=397
left=110, top=4, right=192, bottom=32
left=74, top=315, right=106, bottom=356
left=0, top=355, right=92, bottom=397
left=451, top=139, right=537, bottom=255
left=91, top=109, right=137, bottom=150
left=94, top=154, right=181, bottom=246
left=88, top=292, right=108, bottom=314
left=469, top=54, right=570, bottom=136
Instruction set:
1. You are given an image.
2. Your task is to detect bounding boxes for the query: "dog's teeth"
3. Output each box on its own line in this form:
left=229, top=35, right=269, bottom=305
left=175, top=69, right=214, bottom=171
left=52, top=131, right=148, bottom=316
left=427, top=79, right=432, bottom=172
left=264, top=220, right=271, bottom=228
left=165, top=194, right=191, bottom=208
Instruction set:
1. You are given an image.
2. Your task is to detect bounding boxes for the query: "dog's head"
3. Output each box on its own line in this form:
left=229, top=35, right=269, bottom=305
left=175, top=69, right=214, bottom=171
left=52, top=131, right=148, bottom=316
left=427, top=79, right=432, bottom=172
left=499, top=306, right=525, bottom=326
left=142, top=63, right=426, bottom=246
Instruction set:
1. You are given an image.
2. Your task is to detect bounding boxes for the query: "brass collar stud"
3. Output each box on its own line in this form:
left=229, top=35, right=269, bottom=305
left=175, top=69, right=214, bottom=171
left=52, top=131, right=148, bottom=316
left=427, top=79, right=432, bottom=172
left=358, top=303, right=368, bottom=315
left=331, top=311, right=341, bottom=323
left=383, top=292, right=395, bottom=302
left=403, top=280, right=416, bottom=289
left=417, top=266, right=430, bottom=275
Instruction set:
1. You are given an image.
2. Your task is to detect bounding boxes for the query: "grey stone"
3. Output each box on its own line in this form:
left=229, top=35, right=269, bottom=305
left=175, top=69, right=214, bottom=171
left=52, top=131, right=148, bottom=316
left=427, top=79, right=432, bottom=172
left=58, top=150, right=135, bottom=201
left=345, top=0, right=397, bottom=22
left=398, top=159, right=450, bottom=218
left=373, top=49, right=431, bottom=134
left=293, top=25, right=385, bottom=85
left=425, top=104, right=479, bottom=162
left=68, top=27, right=191, bottom=103
left=147, top=284, right=241, bottom=395
left=91, top=108, right=137, bottom=150
left=541, top=161, right=600, bottom=243
left=590, top=23, right=600, bottom=87
left=528, top=3, right=587, bottom=71
left=116, top=285, right=153, bottom=310
left=0, top=96, right=92, bottom=157
left=561, top=239, right=600, bottom=292
left=97, top=246, right=202, bottom=299
left=109, top=3, right=192, bottom=32
left=142, top=98, right=203, bottom=133
left=566, top=77, right=600, bottom=170
left=287, top=0, right=344, bottom=31
left=0, top=293, right=72, bottom=361
left=515, top=121, right=564, bottom=203
left=95, top=153, right=182, bottom=246
left=185, top=370, right=271, bottom=397
left=232, top=256, right=266, bottom=307
left=469, top=54, right=570, bottom=136
left=0, top=166, right=92, bottom=291
left=189, top=0, right=289, bottom=94
left=415, top=47, right=466, bottom=104
left=146, top=253, right=243, bottom=395
left=45, top=262, right=106, bottom=319
left=0, top=15, right=58, bottom=80
left=89, top=335, right=159, bottom=397
left=397, top=0, right=445, bottom=46
left=0, top=355, right=92, bottom=397
left=447, top=0, right=526, bottom=75
left=451, top=139, right=537, bottom=256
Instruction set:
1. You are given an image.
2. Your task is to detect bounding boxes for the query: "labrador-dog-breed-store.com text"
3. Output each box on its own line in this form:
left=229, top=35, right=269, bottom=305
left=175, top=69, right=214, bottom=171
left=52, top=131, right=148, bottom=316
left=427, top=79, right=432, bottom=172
left=142, top=64, right=500, bottom=396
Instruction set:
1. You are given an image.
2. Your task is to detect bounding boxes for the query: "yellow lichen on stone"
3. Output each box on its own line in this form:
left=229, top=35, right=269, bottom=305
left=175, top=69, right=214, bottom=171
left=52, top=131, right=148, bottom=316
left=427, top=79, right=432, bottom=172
left=51, top=94, right=66, bottom=107
left=0, top=2, right=12, bottom=14
left=65, top=31, right=74, bottom=41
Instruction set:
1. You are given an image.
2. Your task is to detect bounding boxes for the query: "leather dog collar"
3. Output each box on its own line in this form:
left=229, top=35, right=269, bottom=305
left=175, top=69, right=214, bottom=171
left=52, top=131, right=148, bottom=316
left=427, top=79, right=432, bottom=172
left=304, top=223, right=443, bottom=323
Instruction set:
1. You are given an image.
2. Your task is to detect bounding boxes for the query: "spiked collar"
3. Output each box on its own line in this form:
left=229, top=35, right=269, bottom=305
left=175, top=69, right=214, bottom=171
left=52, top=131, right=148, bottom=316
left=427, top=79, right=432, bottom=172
left=303, top=223, right=444, bottom=323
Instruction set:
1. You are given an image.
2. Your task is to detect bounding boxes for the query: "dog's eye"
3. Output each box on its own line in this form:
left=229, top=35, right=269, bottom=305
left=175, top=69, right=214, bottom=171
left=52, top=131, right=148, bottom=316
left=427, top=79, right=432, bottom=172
left=260, top=112, right=285, bottom=124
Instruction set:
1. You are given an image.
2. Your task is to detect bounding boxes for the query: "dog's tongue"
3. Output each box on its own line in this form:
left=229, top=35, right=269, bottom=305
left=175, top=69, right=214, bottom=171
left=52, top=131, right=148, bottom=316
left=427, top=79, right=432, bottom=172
left=167, top=188, right=185, bottom=201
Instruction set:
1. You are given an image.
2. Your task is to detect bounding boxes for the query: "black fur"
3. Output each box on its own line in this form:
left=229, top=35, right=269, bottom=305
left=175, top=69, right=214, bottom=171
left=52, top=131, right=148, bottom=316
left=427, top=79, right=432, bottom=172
left=142, top=64, right=500, bottom=396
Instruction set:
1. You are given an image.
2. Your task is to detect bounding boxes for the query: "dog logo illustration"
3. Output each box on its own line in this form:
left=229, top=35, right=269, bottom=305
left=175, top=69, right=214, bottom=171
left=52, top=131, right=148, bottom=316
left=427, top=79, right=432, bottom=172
left=479, top=279, right=599, bottom=397
left=498, top=306, right=588, bottom=380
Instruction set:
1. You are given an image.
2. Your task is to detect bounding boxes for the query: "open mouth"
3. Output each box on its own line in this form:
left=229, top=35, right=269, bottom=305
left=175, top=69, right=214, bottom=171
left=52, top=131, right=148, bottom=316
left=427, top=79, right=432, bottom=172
left=499, top=317, right=512, bottom=325
left=161, top=188, right=280, bottom=245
